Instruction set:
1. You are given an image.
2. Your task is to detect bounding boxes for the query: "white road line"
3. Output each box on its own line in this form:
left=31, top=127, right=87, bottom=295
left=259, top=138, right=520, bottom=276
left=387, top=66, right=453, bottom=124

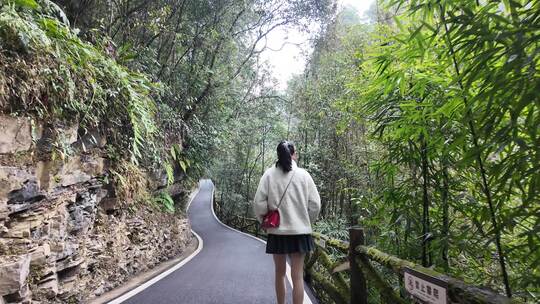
left=185, top=185, right=200, bottom=212
left=108, top=187, right=203, bottom=304
left=206, top=179, right=314, bottom=304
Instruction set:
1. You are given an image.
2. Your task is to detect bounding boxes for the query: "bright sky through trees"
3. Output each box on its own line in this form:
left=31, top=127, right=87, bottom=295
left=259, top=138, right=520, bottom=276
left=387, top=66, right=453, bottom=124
left=261, top=0, right=375, bottom=90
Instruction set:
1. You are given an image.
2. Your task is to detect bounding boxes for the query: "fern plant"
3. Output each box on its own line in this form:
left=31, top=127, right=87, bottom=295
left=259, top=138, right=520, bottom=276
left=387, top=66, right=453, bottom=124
left=0, top=0, right=159, bottom=164
left=153, top=191, right=175, bottom=213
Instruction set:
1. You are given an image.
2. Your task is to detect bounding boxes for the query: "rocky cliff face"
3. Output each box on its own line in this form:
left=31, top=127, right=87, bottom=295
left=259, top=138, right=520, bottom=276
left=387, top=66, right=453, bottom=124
left=0, top=116, right=192, bottom=303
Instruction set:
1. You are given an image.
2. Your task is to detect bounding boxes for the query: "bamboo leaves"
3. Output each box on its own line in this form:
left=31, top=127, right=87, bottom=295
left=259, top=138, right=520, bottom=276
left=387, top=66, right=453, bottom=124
left=7, top=0, right=39, bottom=10
left=344, top=0, right=539, bottom=299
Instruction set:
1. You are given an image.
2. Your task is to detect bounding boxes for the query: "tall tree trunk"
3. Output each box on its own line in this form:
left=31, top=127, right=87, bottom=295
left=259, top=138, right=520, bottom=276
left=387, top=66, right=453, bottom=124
left=261, top=126, right=266, bottom=175
left=441, top=162, right=450, bottom=271
left=286, top=98, right=293, bottom=139
left=303, top=127, right=309, bottom=167
left=339, top=189, right=344, bottom=218
left=420, top=136, right=431, bottom=267
left=349, top=192, right=355, bottom=226
left=238, top=146, right=251, bottom=193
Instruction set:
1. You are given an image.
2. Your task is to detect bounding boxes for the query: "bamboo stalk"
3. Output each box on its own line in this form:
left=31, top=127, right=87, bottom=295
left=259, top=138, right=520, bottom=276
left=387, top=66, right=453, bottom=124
left=438, top=4, right=511, bottom=298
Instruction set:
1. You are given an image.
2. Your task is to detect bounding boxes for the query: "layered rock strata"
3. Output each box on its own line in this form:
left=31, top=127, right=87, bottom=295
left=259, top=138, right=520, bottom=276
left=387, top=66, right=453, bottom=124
left=0, top=116, right=192, bottom=303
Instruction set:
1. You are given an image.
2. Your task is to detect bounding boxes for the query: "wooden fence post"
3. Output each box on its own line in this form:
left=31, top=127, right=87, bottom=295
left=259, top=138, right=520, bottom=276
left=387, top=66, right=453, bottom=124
left=350, top=227, right=367, bottom=304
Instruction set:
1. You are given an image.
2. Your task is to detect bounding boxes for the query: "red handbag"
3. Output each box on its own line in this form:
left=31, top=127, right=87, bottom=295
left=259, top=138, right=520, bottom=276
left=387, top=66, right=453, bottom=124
left=261, top=171, right=296, bottom=229
left=261, top=210, right=280, bottom=229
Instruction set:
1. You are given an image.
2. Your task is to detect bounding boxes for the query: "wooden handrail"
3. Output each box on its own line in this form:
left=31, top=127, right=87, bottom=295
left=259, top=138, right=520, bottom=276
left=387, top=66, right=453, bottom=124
left=312, top=232, right=349, bottom=253
left=213, top=197, right=518, bottom=304
left=314, top=229, right=519, bottom=304
left=356, top=245, right=520, bottom=304
left=312, top=228, right=519, bottom=304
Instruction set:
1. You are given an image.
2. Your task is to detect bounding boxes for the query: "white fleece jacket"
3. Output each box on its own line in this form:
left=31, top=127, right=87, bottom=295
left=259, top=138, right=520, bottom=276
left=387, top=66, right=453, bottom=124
left=252, top=161, right=321, bottom=235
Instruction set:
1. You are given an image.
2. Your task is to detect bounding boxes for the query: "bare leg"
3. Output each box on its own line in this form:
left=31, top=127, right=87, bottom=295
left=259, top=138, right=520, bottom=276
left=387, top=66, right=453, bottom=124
left=273, top=254, right=287, bottom=304
left=289, top=253, right=305, bottom=304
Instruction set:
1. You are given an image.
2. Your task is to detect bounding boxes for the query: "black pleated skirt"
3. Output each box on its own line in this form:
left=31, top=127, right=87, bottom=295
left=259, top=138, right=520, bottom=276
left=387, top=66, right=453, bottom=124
left=266, top=234, right=315, bottom=254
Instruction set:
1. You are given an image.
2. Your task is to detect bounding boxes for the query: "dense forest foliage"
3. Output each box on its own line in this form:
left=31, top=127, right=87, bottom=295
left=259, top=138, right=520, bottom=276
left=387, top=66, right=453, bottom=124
left=0, top=0, right=333, bottom=208
left=1, top=0, right=538, bottom=302
left=211, top=1, right=539, bottom=302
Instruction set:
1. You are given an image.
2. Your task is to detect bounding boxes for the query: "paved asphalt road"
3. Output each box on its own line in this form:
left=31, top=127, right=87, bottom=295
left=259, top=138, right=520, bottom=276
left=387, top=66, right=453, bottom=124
left=124, top=180, right=319, bottom=304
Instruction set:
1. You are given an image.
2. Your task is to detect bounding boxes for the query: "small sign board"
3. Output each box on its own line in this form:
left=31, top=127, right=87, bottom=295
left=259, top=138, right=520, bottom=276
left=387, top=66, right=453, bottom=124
left=404, top=267, right=448, bottom=304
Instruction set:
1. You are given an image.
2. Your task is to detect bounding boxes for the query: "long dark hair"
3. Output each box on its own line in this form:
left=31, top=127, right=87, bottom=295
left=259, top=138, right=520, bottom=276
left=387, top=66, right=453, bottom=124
left=276, top=141, right=295, bottom=172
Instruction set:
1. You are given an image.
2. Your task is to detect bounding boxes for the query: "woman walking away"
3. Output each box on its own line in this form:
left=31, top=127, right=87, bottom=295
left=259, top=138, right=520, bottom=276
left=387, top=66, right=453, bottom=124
left=253, top=141, right=321, bottom=304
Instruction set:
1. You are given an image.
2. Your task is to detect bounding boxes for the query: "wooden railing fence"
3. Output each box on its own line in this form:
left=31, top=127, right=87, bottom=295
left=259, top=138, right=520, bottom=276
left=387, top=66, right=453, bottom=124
left=213, top=198, right=519, bottom=304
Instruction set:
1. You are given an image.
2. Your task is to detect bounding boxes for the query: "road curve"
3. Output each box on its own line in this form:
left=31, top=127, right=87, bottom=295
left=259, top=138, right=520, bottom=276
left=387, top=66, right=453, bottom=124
left=123, top=179, right=318, bottom=304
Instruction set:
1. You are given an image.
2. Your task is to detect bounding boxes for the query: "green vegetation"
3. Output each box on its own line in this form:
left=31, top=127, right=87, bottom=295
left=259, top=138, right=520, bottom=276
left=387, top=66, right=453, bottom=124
left=153, top=191, right=176, bottom=213
left=1, top=0, right=538, bottom=302
left=1, top=0, right=332, bottom=213
left=212, top=1, right=539, bottom=302
left=0, top=0, right=158, bottom=163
